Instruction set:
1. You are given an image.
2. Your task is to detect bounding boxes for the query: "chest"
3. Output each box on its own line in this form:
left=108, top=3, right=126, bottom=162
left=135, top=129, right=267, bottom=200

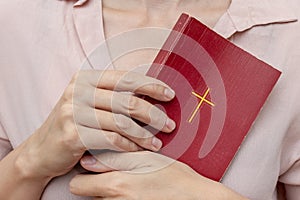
left=101, top=5, right=228, bottom=71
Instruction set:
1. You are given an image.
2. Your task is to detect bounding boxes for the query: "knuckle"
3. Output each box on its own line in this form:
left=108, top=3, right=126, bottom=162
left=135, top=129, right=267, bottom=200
left=56, top=104, right=83, bottom=148
left=148, top=106, right=167, bottom=129
left=128, top=141, right=139, bottom=151
left=114, top=114, right=132, bottom=131
left=105, top=132, right=138, bottom=152
left=69, top=71, right=80, bottom=85
left=72, top=83, right=85, bottom=96
left=58, top=103, right=74, bottom=122
left=152, top=83, right=165, bottom=96
left=64, top=82, right=93, bottom=109
left=61, top=129, right=86, bottom=153
left=71, top=70, right=87, bottom=83
left=121, top=72, right=136, bottom=86
left=62, top=84, right=75, bottom=102
left=138, top=129, right=152, bottom=140
left=70, top=70, right=88, bottom=86
left=60, top=125, right=81, bottom=149
left=63, top=85, right=89, bottom=105
left=110, top=92, right=122, bottom=111
left=150, top=82, right=163, bottom=92
left=70, top=71, right=80, bottom=83
left=150, top=83, right=159, bottom=92
left=73, top=85, right=93, bottom=104
left=144, top=83, right=164, bottom=99
left=151, top=120, right=165, bottom=131
left=106, top=132, right=123, bottom=147
left=128, top=96, right=141, bottom=113
left=138, top=135, right=153, bottom=147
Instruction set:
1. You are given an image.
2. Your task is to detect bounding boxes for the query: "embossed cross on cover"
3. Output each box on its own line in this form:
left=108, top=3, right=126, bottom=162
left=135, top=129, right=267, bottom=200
left=145, top=13, right=281, bottom=181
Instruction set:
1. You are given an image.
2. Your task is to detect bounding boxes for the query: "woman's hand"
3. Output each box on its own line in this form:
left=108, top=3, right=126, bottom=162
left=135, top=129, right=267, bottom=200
left=16, top=70, right=176, bottom=181
left=70, top=151, right=249, bottom=200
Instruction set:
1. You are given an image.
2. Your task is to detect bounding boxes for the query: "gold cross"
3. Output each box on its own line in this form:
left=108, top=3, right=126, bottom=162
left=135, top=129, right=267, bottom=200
left=188, top=88, right=215, bottom=123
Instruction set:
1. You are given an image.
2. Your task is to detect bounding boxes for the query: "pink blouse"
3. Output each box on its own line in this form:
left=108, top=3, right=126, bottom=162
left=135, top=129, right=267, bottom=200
left=0, top=0, right=300, bottom=199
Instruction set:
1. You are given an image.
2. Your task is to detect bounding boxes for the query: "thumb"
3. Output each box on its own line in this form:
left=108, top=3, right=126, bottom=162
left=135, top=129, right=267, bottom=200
left=80, top=151, right=151, bottom=173
left=80, top=154, right=113, bottom=173
left=80, top=151, right=175, bottom=173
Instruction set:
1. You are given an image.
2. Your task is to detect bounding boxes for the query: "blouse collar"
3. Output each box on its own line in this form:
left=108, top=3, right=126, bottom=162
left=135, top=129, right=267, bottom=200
left=71, top=0, right=297, bottom=38
left=214, top=0, right=297, bottom=38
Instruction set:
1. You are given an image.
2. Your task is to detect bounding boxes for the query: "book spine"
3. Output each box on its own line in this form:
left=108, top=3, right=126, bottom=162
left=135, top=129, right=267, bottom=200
left=146, top=13, right=191, bottom=78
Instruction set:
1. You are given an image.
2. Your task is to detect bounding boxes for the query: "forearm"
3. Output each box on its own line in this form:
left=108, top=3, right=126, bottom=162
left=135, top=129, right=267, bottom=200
left=74, top=152, right=251, bottom=200
left=0, top=141, right=51, bottom=200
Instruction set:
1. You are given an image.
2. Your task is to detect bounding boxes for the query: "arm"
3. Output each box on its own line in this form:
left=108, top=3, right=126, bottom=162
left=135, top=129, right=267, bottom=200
left=70, top=151, right=249, bottom=200
left=0, top=126, right=43, bottom=199
left=0, top=70, right=176, bottom=199
left=0, top=124, right=44, bottom=199
left=0, top=141, right=51, bottom=199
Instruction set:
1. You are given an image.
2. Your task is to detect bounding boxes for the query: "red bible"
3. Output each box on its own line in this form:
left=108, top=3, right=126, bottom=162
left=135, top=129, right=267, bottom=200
left=146, top=14, right=281, bottom=181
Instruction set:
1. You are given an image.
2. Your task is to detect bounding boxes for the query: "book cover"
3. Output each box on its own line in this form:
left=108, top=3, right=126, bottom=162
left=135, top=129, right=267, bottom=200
left=145, top=13, right=281, bottom=181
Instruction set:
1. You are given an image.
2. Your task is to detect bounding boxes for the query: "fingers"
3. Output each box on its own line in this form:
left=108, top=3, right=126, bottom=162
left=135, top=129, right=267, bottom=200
left=74, top=107, right=164, bottom=151
left=77, top=126, right=140, bottom=152
left=74, top=69, right=176, bottom=133
left=79, top=151, right=175, bottom=173
left=80, top=152, right=149, bottom=173
left=77, top=70, right=175, bottom=101
left=70, top=70, right=176, bottom=153
left=70, top=173, right=121, bottom=197
left=80, top=155, right=114, bottom=173
left=93, top=89, right=176, bottom=132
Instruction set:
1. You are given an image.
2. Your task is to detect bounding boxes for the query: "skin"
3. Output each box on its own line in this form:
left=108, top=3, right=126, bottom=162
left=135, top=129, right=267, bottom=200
left=103, top=0, right=232, bottom=71
left=69, top=0, right=248, bottom=199
left=0, top=0, right=248, bottom=199
left=70, top=151, right=248, bottom=200
left=0, top=70, right=176, bottom=199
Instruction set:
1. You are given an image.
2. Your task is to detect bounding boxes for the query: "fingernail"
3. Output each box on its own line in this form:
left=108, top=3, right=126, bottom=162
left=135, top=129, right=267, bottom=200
left=152, top=137, right=163, bottom=151
left=166, top=118, right=176, bottom=131
left=81, top=156, right=97, bottom=165
left=164, top=88, right=175, bottom=100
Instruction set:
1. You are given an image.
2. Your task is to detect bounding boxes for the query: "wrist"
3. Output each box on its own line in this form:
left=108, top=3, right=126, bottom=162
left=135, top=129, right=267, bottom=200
left=14, top=153, right=51, bottom=197
left=14, top=135, right=52, bottom=184
left=0, top=138, right=52, bottom=199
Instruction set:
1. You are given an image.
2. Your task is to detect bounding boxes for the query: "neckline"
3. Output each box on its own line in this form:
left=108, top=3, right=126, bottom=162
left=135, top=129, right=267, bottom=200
left=98, top=0, right=232, bottom=41
left=98, top=0, right=232, bottom=70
